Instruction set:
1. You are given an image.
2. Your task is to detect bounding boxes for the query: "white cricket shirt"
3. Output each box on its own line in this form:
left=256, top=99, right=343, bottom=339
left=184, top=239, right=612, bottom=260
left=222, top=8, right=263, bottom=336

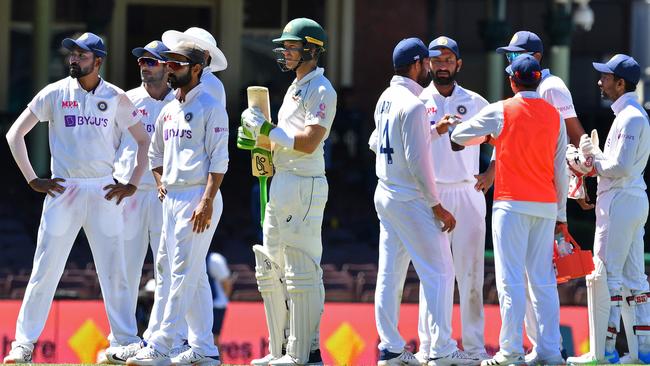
left=538, top=69, right=577, bottom=120
left=28, top=76, right=140, bottom=179
left=201, top=68, right=226, bottom=108
left=273, top=67, right=337, bottom=177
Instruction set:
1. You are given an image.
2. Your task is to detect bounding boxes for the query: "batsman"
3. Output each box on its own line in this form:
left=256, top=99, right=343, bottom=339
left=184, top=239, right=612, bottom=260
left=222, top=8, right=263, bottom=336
left=238, top=18, right=337, bottom=366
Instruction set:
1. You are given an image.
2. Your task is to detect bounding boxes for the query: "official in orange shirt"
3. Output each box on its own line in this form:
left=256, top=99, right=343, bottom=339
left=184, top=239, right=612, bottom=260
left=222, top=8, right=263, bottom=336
left=450, top=54, right=568, bottom=366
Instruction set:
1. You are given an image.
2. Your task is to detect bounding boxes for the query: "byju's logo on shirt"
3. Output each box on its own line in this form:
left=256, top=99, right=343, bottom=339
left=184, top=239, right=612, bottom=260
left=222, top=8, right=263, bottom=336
left=164, top=128, right=192, bottom=140
left=64, top=115, right=109, bottom=127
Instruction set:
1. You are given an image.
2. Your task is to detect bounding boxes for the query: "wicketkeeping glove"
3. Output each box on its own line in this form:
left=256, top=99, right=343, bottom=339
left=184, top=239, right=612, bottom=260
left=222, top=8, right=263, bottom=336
left=566, top=144, right=596, bottom=177
left=241, top=107, right=274, bottom=140
left=579, top=129, right=604, bottom=159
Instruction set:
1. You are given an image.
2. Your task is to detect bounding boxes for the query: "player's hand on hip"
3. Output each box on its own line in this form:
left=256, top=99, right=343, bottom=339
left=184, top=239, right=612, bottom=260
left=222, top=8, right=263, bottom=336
left=29, top=177, right=66, bottom=197
left=191, top=198, right=213, bottom=233
left=435, top=114, right=461, bottom=135
left=157, top=185, right=167, bottom=202
left=432, top=204, right=456, bottom=232
left=103, top=182, right=136, bottom=204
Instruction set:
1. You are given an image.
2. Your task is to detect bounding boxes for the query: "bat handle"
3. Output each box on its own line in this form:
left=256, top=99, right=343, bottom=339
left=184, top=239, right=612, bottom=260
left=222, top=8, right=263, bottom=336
left=258, top=176, right=268, bottom=228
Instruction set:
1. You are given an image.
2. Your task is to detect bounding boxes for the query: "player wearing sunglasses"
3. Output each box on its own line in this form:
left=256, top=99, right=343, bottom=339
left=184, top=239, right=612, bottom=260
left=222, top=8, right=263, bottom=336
left=104, top=40, right=175, bottom=364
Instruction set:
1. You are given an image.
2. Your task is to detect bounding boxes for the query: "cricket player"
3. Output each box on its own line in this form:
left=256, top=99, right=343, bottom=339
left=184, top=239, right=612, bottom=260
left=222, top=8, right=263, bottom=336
left=416, top=36, right=490, bottom=365
left=566, top=54, right=650, bottom=365
left=240, top=17, right=336, bottom=366
left=370, top=37, right=478, bottom=366
left=126, top=41, right=228, bottom=366
left=4, top=32, right=150, bottom=363
left=451, top=54, right=568, bottom=366
left=104, top=40, right=174, bottom=364
left=494, top=31, right=589, bottom=363
left=162, top=27, right=227, bottom=105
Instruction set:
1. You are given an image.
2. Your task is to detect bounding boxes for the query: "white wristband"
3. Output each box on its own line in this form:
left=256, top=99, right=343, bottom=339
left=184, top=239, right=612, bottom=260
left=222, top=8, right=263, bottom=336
left=268, top=127, right=295, bottom=149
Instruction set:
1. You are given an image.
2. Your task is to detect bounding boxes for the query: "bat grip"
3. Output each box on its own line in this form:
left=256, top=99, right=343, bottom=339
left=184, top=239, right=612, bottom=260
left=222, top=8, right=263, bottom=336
left=258, top=176, right=268, bottom=228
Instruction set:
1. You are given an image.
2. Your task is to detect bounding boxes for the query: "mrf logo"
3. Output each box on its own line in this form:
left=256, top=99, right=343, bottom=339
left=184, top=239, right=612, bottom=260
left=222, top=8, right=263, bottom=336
left=62, top=101, right=79, bottom=108
left=139, top=108, right=149, bottom=117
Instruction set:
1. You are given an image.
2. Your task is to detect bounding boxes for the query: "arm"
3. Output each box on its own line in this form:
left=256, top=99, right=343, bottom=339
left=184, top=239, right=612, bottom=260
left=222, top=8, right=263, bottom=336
left=6, top=108, right=66, bottom=196
left=191, top=172, right=225, bottom=233
left=368, top=128, right=378, bottom=154
left=125, top=123, right=151, bottom=187
left=451, top=102, right=504, bottom=146
left=594, top=117, right=644, bottom=178
left=292, top=124, right=327, bottom=154
left=565, top=117, right=586, bottom=146
left=554, top=117, right=569, bottom=222
left=149, top=113, right=166, bottom=200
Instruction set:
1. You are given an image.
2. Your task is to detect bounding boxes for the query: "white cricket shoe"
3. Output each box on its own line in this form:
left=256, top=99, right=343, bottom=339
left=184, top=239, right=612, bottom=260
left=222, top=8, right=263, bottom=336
left=428, top=349, right=480, bottom=366
left=268, top=354, right=301, bottom=366
left=170, top=348, right=220, bottom=366
left=524, top=353, right=565, bottom=366
left=480, top=351, right=525, bottom=366
left=567, top=350, right=619, bottom=365
left=378, top=349, right=421, bottom=366
left=126, top=345, right=171, bottom=366
left=107, top=342, right=147, bottom=364
left=3, top=345, right=32, bottom=364
left=251, top=353, right=279, bottom=366
left=414, top=351, right=429, bottom=365
left=471, top=352, right=492, bottom=362
left=169, top=341, right=192, bottom=358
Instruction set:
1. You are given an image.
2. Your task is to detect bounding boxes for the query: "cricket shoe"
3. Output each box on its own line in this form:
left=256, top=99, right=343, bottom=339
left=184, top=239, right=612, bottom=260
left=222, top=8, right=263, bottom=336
left=566, top=350, right=620, bottom=365
left=480, top=351, right=525, bottom=366
left=414, top=350, right=429, bottom=365
left=268, top=354, right=302, bottom=366
left=126, top=345, right=171, bottom=366
left=470, top=352, right=491, bottom=362
left=251, top=353, right=279, bottom=366
left=377, top=349, right=422, bottom=366
left=170, top=348, right=220, bottom=366
left=169, top=340, right=191, bottom=358
left=428, top=349, right=481, bottom=366
left=3, top=345, right=32, bottom=364
left=306, top=349, right=324, bottom=366
left=524, top=353, right=565, bottom=366
left=107, top=341, right=147, bottom=364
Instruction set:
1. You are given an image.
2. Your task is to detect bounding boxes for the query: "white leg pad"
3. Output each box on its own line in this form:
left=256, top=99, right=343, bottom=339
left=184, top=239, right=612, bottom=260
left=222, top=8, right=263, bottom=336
left=283, top=246, right=323, bottom=364
left=622, top=287, right=639, bottom=360
left=588, top=259, right=610, bottom=361
left=254, top=244, right=288, bottom=358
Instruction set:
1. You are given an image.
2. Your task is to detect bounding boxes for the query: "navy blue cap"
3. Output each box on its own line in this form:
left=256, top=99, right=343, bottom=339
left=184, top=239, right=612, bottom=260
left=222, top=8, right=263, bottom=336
left=496, top=31, right=543, bottom=55
left=592, top=54, right=641, bottom=85
left=429, top=36, right=460, bottom=59
left=132, top=40, right=169, bottom=60
left=62, top=32, right=107, bottom=57
left=393, top=38, right=441, bottom=69
left=506, top=54, right=542, bottom=85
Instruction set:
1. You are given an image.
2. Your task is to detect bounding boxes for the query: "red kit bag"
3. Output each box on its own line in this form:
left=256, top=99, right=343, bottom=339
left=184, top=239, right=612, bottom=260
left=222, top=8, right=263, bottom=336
left=553, top=225, right=595, bottom=284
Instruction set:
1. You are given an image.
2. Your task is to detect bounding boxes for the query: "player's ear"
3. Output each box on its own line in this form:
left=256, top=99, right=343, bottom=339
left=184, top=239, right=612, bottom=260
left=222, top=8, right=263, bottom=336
left=456, top=58, right=463, bottom=72
left=95, top=56, right=103, bottom=69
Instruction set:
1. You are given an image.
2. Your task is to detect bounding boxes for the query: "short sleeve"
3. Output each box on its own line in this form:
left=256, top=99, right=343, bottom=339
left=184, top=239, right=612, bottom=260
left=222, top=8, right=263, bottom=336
left=28, top=84, right=56, bottom=122
left=541, top=84, right=577, bottom=120
left=115, top=93, right=141, bottom=130
left=304, top=84, right=337, bottom=129
left=208, top=253, right=231, bottom=280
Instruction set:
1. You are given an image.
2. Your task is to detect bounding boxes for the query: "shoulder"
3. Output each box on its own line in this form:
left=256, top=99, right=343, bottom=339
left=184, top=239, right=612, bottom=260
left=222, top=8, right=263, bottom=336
left=197, top=91, right=226, bottom=116
left=456, top=85, right=488, bottom=106
left=38, top=78, right=69, bottom=96
left=208, top=252, right=228, bottom=267
left=98, top=79, right=126, bottom=99
left=125, top=86, right=146, bottom=102
left=540, top=75, right=571, bottom=95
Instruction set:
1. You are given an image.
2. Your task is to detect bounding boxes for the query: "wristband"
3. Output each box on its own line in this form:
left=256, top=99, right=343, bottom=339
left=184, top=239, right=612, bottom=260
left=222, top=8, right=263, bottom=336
left=260, top=121, right=274, bottom=136
left=268, top=127, right=295, bottom=149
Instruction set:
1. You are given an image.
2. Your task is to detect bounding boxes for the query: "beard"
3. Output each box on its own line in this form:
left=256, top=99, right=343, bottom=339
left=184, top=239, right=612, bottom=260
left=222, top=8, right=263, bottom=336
left=433, top=68, right=458, bottom=86
left=69, top=63, right=92, bottom=79
left=141, top=69, right=165, bottom=84
left=168, top=69, right=192, bottom=89
left=417, top=70, right=433, bottom=88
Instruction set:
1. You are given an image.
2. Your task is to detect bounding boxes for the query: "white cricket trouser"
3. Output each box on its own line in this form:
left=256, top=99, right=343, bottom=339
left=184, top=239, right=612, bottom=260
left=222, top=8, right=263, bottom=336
left=594, top=189, right=649, bottom=296
left=13, top=176, right=138, bottom=350
left=148, top=186, right=222, bottom=357
left=492, top=207, right=561, bottom=358
left=262, top=171, right=328, bottom=359
left=374, top=190, right=456, bottom=357
left=418, top=182, right=486, bottom=356
left=117, top=188, right=163, bottom=342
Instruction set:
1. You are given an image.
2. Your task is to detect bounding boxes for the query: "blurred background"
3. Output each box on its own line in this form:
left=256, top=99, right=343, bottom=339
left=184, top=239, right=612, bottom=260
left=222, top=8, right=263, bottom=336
left=0, top=0, right=649, bottom=305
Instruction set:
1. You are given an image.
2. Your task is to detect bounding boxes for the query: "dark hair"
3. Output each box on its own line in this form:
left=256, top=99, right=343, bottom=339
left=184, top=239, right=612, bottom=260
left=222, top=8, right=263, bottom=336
left=510, top=76, right=540, bottom=91
left=394, top=59, right=422, bottom=77
left=614, top=75, right=637, bottom=92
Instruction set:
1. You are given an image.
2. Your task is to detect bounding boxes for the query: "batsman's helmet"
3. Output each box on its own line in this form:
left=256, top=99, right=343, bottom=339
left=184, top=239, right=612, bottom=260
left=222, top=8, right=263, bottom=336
left=273, top=18, right=327, bottom=50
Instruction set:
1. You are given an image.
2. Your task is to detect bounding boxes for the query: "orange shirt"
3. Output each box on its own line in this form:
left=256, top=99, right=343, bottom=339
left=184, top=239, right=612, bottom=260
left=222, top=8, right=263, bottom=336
left=493, top=97, right=560, bottom=203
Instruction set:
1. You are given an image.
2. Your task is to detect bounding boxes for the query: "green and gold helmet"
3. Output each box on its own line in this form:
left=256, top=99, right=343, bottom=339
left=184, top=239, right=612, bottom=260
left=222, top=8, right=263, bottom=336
left=273, top=18, right=327, bottom=50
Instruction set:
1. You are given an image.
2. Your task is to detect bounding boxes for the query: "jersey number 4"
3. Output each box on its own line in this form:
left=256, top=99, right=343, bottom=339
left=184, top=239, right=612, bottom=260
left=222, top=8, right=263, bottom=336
left=380, top=121, right=394, bottom=164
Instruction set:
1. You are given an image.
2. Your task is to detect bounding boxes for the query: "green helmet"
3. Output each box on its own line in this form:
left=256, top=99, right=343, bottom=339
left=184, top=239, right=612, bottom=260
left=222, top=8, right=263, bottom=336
left=273, top=18, right=327, bottom=50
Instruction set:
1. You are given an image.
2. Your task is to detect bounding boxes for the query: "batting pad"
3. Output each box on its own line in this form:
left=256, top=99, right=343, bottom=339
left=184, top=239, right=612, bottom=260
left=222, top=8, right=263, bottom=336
left=254, top=245, right=288, bottom=358
left=284, top=246, right=324, bottom=364
left=622, top=287, right=640, bottom=361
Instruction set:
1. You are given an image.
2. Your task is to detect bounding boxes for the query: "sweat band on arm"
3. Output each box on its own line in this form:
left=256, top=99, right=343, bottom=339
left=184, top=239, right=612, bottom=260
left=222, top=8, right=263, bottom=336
left=268, top=127, right=295, bottom=149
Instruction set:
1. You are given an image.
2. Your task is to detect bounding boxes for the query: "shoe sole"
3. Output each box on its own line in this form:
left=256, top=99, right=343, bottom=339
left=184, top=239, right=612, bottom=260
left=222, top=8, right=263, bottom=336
left=107, top=354, right=128, bottom=365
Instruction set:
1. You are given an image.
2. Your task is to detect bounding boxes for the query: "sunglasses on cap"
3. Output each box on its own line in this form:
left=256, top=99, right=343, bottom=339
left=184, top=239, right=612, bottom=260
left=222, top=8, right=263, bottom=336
left=506, top=51, right=534, bottom=63
left=166, top=60, right=193, bottom=71
left=137, top=57, right=164, bottom=67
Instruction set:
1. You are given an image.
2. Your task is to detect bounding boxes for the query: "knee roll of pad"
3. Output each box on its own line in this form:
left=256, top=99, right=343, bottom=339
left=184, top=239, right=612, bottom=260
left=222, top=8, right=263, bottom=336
left=283, top=246, right=323, bottom=364
left=626, top=292, right=650, bottom=336
left=253, top=245, right=288, bottom=358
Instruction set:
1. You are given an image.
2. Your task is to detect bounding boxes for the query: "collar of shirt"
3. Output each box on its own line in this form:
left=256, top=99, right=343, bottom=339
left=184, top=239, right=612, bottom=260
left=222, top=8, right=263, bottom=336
left=203, top=66, right=213, bottom=74
left=430, top=81, right=467, bottom=100
left=175, top=82, right=204, bottom=103
left=515, top=90, right=542, bottom=99
left=611, top=92, right=639, bottom=116
left=140, top=84, right=175, bottom=102
left=390, top=75, right=423, bottom=96
left=541, top=68, right=552, bottom=81
left=70, top=76, right=104, bottom=95
left=294, top=67, right=325, bottom=86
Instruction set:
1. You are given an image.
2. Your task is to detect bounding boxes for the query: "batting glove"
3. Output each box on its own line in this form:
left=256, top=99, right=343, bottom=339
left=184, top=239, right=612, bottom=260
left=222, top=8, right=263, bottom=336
left=241, top=107, right=274, bottom=139
left=566, top=144, right=596, bottom=177
left=236, top=126, right=255, bottom=150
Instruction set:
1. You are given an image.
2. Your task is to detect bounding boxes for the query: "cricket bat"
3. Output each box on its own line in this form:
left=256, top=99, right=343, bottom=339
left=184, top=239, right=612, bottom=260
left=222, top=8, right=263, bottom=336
left=246, top=86, right=273, bottom=227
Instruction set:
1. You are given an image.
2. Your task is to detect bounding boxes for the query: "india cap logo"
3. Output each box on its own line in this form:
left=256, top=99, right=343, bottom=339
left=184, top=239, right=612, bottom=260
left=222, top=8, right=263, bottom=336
left=146, top=41, right=158, bottom=48
left=510, top=33, right=518, bottom=45
left=79, top=33, right=90, bottom=41
left=437, top=37, right=448, bottom=46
